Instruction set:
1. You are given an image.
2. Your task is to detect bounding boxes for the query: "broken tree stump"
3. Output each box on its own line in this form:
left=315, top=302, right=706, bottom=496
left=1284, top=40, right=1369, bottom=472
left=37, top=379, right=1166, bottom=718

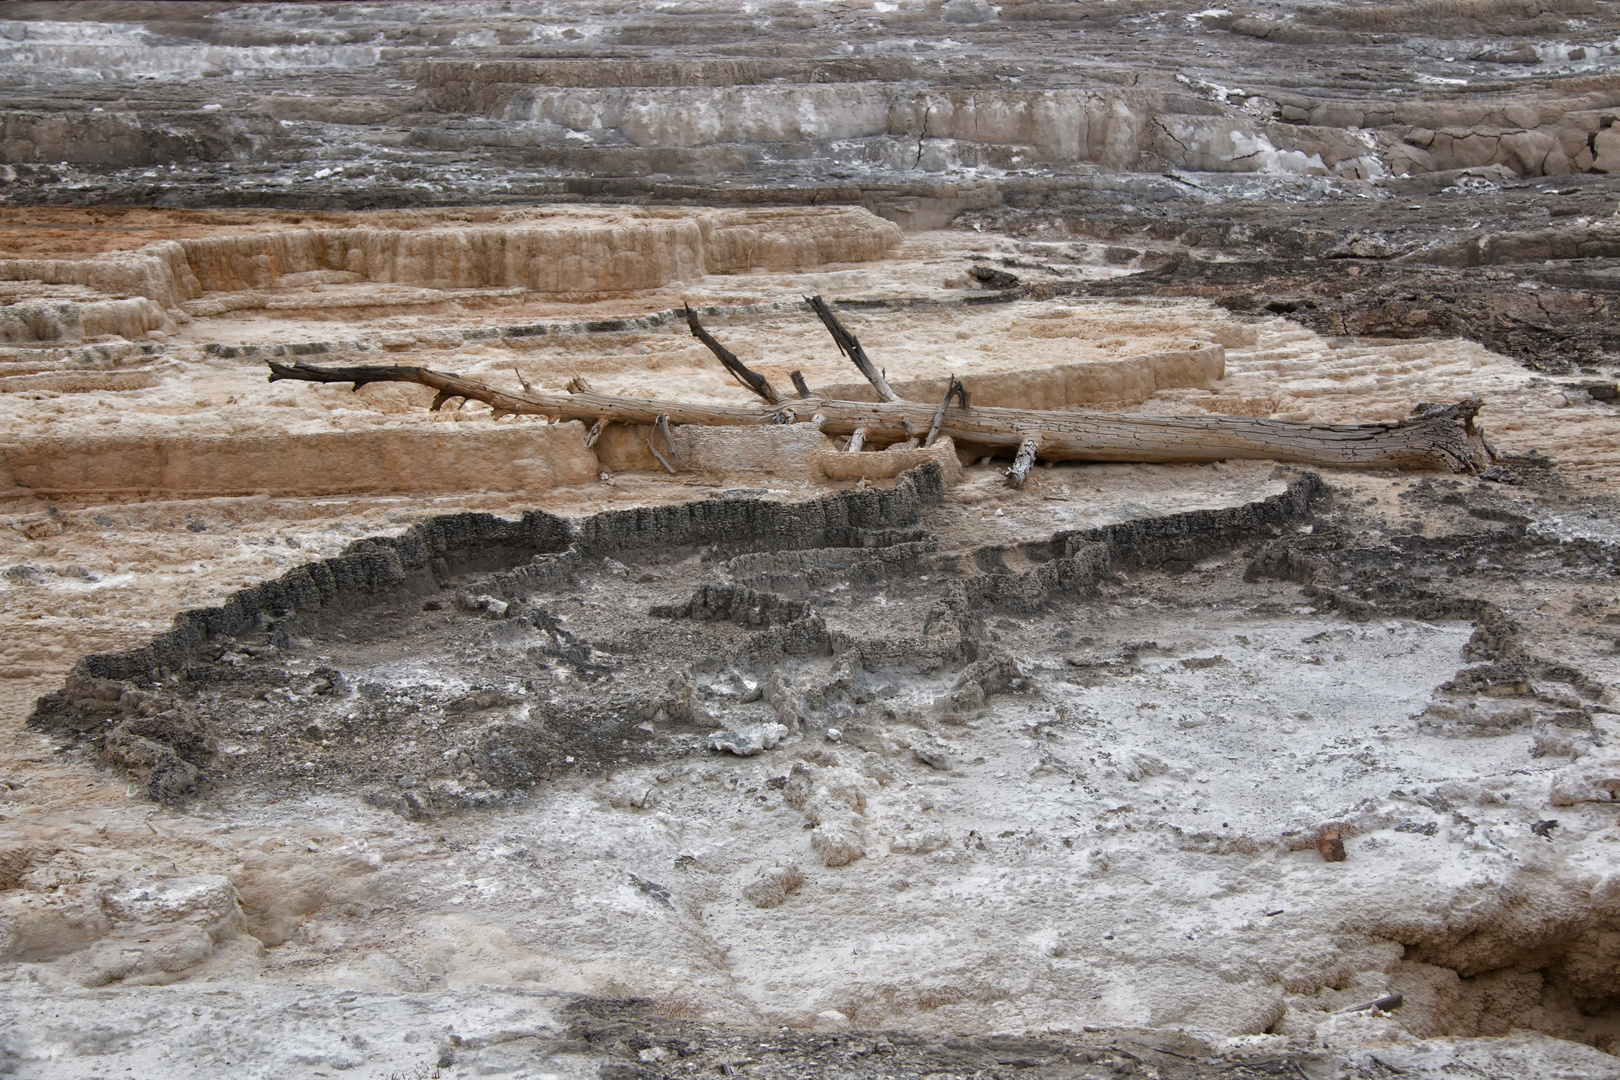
left=925, top=378, right=968, bottom=449
left=1006, top=437, right=1040, bottom=489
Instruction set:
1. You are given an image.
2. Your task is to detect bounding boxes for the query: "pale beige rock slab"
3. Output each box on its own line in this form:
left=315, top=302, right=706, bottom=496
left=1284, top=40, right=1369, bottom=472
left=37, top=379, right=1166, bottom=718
left=0, top=422, right=599, bottom=498
left=0, top=206, right=904, bottom=342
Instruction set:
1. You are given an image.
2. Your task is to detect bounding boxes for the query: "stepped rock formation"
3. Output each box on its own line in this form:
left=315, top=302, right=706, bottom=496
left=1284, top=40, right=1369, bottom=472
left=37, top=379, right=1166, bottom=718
left=1, top=2, right=1619, bottom=1078
left=0, top=206, right=903, bottom=341
left=3, top=0, right=1620, bottom=209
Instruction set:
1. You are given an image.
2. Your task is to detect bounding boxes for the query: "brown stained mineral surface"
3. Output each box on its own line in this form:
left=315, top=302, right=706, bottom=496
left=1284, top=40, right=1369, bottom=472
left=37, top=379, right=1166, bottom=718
left=3, top=4, right=1620, bottom=1080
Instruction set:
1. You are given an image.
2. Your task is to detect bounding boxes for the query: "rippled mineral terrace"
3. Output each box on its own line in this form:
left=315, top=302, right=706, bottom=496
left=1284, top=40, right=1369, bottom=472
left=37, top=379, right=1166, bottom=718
left=3, top=4, right=1620, bottom=1080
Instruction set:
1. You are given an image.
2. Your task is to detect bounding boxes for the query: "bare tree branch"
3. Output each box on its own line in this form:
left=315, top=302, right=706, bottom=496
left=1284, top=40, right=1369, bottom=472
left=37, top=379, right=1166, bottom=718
left=805, top=295, right=898, bottom=403
left=684, top=303, right=782, bottom=404
left=650, top=414, right=681, bottom=474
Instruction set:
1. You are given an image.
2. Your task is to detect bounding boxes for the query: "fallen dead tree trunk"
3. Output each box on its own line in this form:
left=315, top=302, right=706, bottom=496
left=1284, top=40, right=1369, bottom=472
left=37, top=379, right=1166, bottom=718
left=268, top=358, right=1492, bottom=472
left=266, top=299, right=1495, bottom=474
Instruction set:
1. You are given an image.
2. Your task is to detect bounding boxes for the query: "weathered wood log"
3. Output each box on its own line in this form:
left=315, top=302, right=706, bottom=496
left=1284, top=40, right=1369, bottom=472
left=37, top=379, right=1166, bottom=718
left=846, top=427, right=867, bottom=453
left=266, top=359, right=1494, bottom=473
left=1006, top=437, right=1040, bottom=489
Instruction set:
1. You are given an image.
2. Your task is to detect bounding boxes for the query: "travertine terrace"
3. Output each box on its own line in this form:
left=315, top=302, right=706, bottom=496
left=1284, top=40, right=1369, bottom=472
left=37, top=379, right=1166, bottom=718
left=2, top=3, right=1620, bottom=1079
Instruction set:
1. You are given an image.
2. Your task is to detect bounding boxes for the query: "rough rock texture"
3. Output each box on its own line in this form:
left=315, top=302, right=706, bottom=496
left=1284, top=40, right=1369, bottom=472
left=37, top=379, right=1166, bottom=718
left=14, top=462, right=1620, bottom=1057
left=3, top=2, right=1620, bottom=1077
left=5, top=0, right=1620, bottom=207
left=7, top=981, right=1619, bottom=1079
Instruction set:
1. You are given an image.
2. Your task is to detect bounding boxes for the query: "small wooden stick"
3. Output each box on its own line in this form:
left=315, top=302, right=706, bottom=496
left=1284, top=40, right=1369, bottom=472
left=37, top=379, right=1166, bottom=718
left=805, top=295, right=898, bottom=403
left=566, top=375, right=593, bottom=394
left=846, top=427, right=867, bottom=453
left=789, top=371, right=813, bottom=400
left=584, top=418, right=606, bottom=448
left=1006, top=437, right=1039, bottom=488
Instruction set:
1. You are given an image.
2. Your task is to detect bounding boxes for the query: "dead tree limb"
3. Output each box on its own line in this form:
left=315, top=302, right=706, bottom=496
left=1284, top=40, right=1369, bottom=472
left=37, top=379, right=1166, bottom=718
left=806, top=295, right=898, bottom=402
left=925, top=377, right=968, bottom=448
left=1005, top=437, right=1040, bottom=489
left=846, top=428, right=867, bottom=453
left=584, top=418, right=606, bottom=448
left=268, top=360, right=772, bottom=426
left=266, top=361, right=1494, bottom=474
left=789, top=371, right=813, bottom=400
left=684, top=304, right=782, bottom=404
